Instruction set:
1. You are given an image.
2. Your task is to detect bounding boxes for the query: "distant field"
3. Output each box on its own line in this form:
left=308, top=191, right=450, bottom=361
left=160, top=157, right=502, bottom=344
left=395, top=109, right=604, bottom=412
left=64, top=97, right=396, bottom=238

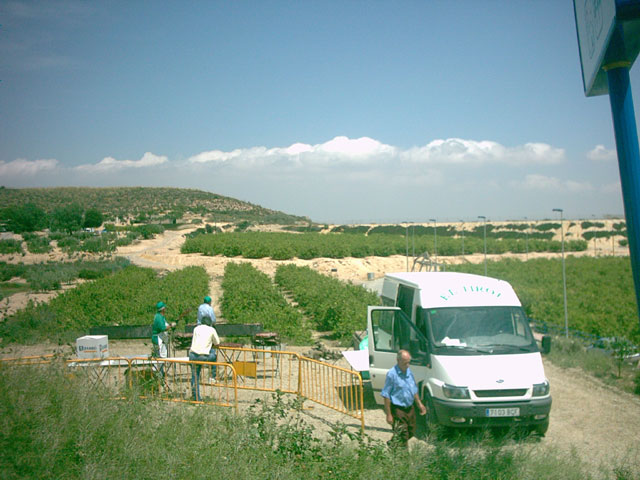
left=449, top=256, right=640, bottom=344
left=181, top=231, right=588, bottom=259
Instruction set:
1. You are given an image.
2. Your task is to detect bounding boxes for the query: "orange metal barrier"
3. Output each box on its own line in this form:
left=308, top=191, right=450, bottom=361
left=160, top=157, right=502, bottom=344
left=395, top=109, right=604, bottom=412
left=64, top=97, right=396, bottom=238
left=127, top=357, right=238, bottom=411
left=213, top=346, right=365, bottom=431
left=216, top=346, right=299, bottom=394
left=298, top=356, right=365, bottom=431
left=2, top=349, right=365, bottom=431
left=0, top=354, right=57, bottom=365
left=66, top=357, right=130, bottom=394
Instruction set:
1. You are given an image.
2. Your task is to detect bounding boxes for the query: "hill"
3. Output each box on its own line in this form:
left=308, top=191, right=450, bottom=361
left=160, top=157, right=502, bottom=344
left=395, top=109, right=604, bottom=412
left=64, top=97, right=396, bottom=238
left=0, top=186, right=309, bottom=225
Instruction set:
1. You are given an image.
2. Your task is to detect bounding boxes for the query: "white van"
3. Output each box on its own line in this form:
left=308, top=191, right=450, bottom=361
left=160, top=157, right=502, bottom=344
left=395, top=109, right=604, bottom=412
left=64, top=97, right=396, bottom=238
left=367, top=271, right=551, bottom=434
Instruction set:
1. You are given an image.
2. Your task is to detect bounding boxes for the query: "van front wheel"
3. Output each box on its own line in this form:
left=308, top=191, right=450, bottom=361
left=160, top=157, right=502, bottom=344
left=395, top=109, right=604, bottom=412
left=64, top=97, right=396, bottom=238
left=419, top=392, right=438, bottom=435
left=532, top=418, right=549, bottom=436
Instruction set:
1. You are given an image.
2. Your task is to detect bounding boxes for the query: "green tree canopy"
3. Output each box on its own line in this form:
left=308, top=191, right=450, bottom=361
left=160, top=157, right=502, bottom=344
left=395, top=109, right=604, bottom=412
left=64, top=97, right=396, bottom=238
left=83, top=209, right=104, bottom=229
left=0, top=203, right=48, bottom=233
left=52, top=204, right=83, bottom=234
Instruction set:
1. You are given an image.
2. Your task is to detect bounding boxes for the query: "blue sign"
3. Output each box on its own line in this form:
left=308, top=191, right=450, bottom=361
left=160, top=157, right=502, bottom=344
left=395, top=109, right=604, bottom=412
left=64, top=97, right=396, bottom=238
left=574, top=0, right=640, bottom=96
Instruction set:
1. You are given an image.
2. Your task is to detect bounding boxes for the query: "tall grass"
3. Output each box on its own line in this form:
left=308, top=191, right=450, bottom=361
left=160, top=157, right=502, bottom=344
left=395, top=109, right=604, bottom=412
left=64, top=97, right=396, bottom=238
left=0, top=363, right=634, bottom=479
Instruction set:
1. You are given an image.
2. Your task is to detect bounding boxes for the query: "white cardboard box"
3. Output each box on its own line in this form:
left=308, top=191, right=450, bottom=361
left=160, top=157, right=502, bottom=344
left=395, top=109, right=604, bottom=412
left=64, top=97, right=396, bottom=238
left=76, top=335, right=109, bottom=359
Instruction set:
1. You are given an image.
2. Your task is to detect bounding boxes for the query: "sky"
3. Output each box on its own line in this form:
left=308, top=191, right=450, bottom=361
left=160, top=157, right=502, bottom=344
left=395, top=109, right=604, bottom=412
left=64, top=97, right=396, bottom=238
left=1, top=1, right=639, bottom=224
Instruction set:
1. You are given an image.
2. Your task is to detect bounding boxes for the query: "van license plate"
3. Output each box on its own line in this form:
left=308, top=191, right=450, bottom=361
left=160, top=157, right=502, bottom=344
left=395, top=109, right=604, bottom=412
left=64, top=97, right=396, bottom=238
left=485, top=408, right=519, bottom=417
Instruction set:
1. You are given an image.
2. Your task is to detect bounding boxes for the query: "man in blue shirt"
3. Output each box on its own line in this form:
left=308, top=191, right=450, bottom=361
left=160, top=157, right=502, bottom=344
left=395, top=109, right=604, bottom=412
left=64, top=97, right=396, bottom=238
left=197, top=295, right=216, bottom=325
left=381, top=349, right=427, bottom=448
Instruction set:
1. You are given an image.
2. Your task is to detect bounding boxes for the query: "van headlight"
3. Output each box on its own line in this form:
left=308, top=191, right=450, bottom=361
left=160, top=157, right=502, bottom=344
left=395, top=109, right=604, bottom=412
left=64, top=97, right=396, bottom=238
left=532, top=381, right=549, bottom=397
left=442, top=384, right=470, bottom=399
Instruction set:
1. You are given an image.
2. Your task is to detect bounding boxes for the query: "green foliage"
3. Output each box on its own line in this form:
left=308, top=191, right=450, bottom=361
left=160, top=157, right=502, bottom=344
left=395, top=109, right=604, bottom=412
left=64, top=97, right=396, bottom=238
left=449, top=257, right=640, bottom=344
left=23, top=234, right=52, bottom=254
left=582, top=230, right=623, bottom=240
left=220, top=262, right=310, bottom=344
left=546, top=336, right=640, bottom=394
left=274, top=264, right=380, bottom=341
left=0, top=203, right=48, bottom=233
left=0, top=265, right=207, bottom=344
left=0, top=239, right=23, bottom=254
left=82, top=208, right=104, bottom=229
left=611, top=338, right=636, bottom=378
left=282, top=224, right=324, bottom=232
left=0, top=262, right=27, bottom=281
left=51, top=203, right=83, bottom=234
left=0, top=186, right=308, bottom=226
left=0, top=258, right=129, bottom=292
left=182, top=232, right=586, bottom=260
left=77, top=234, right=117, bottom=253
left=0, top=364, right=627, bottom=480
left=581, top=221, right=605, bottom=229
left=535, top=222, right=561, bottom=231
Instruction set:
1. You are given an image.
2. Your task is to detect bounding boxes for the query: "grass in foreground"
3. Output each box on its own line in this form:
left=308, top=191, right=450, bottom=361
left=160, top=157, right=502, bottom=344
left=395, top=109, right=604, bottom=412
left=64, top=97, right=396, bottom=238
left=0, top=362, right=636, bottom=480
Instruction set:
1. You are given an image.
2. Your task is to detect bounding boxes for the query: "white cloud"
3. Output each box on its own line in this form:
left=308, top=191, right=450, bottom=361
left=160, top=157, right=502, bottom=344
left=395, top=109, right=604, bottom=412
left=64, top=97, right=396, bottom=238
left=601, top=181, right=621, bottom=194
left=516, top=174, right=593, bottom=192
left=565, top=179, right=593, bottom=192
left=75, top=152, right=168, bottom=172
left=188, top=136, right=396, bottom=169
left=188, top=136, right=562, bottom=170
left=587, top=144, right=616, bottom=162
left=401, top=139, right=564, bottom=166
left=0, top=158, right=58, bottom=176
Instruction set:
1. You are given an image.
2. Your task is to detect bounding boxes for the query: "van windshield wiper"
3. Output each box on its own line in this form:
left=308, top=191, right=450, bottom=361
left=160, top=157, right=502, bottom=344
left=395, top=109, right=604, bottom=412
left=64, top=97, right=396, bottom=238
left=481, top=344, right=534, bottom=352
left=447, top=345, right=493, bottom=354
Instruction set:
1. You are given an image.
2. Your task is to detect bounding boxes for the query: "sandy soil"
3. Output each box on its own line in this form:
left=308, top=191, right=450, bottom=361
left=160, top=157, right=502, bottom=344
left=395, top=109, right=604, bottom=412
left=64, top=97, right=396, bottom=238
left=1, top=225, right=638, bottom=472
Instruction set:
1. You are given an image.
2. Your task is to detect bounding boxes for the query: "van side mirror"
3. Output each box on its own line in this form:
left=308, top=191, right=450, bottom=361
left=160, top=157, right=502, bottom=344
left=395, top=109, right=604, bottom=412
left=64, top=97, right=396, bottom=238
left=541, top=335, right=552, bottom=354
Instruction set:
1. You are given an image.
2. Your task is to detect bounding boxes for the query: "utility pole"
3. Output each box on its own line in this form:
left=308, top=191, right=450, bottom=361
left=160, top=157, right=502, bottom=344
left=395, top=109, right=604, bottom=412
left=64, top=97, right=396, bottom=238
left=553, top=208, right=569, bottom=338
left=478, top=215, right=487, bottom=276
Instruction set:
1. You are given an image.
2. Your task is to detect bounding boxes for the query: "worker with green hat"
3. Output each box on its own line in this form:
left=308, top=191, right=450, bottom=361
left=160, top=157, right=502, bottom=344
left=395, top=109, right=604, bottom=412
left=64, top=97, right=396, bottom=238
left=196, top=295, right=216, bottom=326
left=151, top=301, right=176, bottom=359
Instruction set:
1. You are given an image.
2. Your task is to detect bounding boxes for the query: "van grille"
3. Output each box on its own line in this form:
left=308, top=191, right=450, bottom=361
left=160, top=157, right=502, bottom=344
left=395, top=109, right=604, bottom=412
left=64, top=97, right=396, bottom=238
left=473, top=389, right=527, bottom=398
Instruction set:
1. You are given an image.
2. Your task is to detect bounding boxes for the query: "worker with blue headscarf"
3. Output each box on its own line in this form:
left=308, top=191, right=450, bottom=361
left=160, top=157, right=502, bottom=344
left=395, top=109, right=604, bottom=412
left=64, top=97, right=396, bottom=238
left=197, top=295, right=216, bottom=325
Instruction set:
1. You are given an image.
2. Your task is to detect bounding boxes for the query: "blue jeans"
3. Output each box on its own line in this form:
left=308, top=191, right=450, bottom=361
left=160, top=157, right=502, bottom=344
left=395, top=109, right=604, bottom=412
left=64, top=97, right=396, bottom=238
left=189, top=350, right=217, bottom=401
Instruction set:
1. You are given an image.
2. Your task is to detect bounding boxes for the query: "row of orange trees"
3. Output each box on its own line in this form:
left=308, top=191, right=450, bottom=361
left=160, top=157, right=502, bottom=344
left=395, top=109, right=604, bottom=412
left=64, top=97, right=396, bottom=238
left=220, top=263, right=311, bottom=344
left=449, top=257, right=640, bottom=344
left=0, top=265, right=208, bottom=344
left=274, top=264, right=380, bottom=341
left=182, top=231, right=587, bottom=260
left=218, top=262, right=379, bottom=343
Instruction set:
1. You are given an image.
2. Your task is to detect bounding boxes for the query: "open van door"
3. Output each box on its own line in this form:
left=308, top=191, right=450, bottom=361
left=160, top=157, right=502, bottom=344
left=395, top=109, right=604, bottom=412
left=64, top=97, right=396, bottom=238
left=367, top=306, right=430, bottom=403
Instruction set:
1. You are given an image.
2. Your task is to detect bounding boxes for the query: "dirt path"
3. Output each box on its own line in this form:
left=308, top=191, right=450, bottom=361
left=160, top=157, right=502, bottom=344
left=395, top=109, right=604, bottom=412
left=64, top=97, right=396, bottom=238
left=2, top=228, right=639, bottom=471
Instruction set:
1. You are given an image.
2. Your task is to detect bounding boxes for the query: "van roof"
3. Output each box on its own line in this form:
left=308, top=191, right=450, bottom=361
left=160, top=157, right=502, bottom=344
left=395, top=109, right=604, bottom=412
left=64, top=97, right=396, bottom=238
left=384, top=272, right=521, bottom=308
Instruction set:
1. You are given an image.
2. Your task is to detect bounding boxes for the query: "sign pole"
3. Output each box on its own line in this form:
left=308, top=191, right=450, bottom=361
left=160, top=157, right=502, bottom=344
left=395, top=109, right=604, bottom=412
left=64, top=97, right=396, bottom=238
left=606, top=61, right=640, bottom=326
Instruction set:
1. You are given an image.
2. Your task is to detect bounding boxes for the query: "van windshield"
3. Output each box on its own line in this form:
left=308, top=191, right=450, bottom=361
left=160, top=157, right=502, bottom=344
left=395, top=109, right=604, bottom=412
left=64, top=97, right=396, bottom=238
left=422, top=306, right=538, bottom=355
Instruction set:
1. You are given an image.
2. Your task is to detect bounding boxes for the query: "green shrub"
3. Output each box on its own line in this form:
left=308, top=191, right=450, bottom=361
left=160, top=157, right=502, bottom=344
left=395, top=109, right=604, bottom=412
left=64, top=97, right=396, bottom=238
left=221, top=262, right=310, bottom=344
left=275, top=264, right=380, bottom=342
left=0, top=262, right=27, bottom=281
left=0, top=239, right=23, bottom=254
left=0, top=364, right=628, bottom=480
left=25, top=235, right=52, bottom=254
left=0, top=264, right=206, bottom=344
